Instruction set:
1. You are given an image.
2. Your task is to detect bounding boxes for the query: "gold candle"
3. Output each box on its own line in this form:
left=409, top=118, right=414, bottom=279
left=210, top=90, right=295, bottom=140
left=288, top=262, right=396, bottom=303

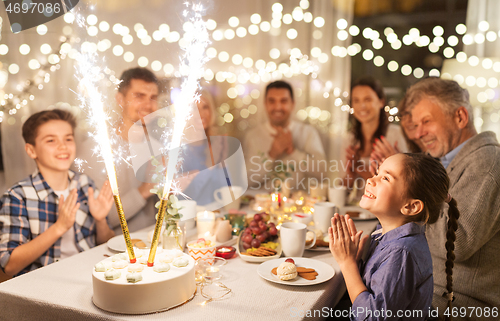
left=147, top=198, right=168, bottom=267
left=113, top=194, right=136, bottom=263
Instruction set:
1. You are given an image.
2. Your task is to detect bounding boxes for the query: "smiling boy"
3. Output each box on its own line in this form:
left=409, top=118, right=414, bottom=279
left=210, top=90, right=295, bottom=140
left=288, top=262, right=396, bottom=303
left=0, top=109, right=114, bottom=277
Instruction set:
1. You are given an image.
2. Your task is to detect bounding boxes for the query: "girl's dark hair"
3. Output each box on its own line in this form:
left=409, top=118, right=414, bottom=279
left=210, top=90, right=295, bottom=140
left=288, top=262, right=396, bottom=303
left=402, top=153, right=460, bottom=319
left=349, top=76, right=388, bottom=154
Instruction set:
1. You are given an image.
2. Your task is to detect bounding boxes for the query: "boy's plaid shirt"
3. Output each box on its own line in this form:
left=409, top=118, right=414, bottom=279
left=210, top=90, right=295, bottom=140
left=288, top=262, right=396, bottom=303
left=0, top=170, right=98, bottom=276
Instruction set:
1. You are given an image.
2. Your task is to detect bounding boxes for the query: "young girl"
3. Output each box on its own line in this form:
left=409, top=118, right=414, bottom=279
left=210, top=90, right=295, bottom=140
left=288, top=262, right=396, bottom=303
left=330, top=153, right=459, bottom=321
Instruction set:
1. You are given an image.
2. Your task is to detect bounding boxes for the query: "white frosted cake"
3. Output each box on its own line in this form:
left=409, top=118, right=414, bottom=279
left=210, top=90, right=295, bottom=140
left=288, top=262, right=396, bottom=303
left=92, top=248, right=196, bottom=314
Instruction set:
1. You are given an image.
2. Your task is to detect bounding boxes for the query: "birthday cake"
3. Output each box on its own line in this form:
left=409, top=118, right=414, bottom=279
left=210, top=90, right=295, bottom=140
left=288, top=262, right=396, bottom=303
left=92, top=248, right=196, bottom=314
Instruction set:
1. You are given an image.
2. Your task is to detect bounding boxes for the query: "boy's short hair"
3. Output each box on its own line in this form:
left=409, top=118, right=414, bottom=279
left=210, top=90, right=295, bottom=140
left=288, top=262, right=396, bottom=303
left=22, top=109, right=76, bottom=145
left=117, top=67, right=159, bottom=95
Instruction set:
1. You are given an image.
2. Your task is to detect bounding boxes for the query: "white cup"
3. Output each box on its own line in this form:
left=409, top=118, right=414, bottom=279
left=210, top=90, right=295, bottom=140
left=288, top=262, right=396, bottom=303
left=280, top=222, right=316, bottom=257
left=328, top=185, right=347, bottom=208
left=214, top=186, right=243, bottom=212
left=314, top=202, right=338, bottom=234
left=178, top=200, right=197, bottom=230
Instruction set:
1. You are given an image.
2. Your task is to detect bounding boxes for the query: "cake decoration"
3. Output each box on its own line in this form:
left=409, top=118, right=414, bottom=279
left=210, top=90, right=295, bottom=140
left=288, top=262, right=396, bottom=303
left=127, top=264, right=144, bottom=273
left=126, top=272, right=143, bottom=283
left=94, top=262, right=107, bottom=272
left=104, top=269, right=121, bottom=280
left=112, top=260, right=128, bottom=269
left=160, top=255, right=174, bottom=263
left=153, top=263, right=171, bottom=273
left=171, top=249, right=184, bottom=258
left=112, top=253, right=128, bottom=262
left=172, top=257, right=189, bottom=267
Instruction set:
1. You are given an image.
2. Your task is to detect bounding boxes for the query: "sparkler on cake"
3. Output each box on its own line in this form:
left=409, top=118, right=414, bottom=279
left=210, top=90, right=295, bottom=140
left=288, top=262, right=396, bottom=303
left=147, top=3, right=210, bottom=267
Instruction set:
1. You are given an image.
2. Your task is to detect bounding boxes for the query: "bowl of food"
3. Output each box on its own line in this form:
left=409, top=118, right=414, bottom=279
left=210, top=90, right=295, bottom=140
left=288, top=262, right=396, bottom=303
left=187, top=238, right=216, bottom=264
left=237, top=213, right=282, bottom=263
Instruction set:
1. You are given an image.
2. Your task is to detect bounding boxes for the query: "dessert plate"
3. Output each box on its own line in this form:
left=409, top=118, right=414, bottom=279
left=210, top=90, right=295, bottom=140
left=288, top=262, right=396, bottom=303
left=340, top=206, right=377, bottom=221
left=107, top=232, right=150, bottom=252
left=306, top=244, right=330, bottom=252
left=258, top=257, right=335, bottom=286
left=305, top=231, right=330, bottom=252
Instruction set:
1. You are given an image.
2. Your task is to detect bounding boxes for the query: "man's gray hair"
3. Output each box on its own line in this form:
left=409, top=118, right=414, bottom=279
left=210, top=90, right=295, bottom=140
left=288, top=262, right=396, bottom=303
left=405, top=77, right=473, bottom=124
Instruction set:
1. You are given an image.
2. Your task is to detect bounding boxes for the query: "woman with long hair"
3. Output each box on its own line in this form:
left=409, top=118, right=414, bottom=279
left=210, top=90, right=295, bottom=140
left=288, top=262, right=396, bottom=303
left=341, top=76, right=407, bottom=200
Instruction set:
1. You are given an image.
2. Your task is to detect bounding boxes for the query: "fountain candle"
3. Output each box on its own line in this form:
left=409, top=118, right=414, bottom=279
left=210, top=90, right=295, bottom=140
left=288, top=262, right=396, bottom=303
left=77, top=55, right=136, bottom=263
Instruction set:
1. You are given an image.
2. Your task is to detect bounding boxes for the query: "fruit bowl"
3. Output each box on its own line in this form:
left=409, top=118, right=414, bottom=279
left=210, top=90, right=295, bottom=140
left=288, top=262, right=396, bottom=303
left=237, top=234, right=282, bottom=263
left=237, top=213, right=282, bottom=263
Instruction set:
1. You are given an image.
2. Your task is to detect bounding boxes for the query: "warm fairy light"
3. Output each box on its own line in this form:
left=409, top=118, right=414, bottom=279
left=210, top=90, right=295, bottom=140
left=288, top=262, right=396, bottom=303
left=478, top=21, right=490, bottom=32
left=0, top=44, right=8, bottom=55
left=429, top=69, right=440, bottom=77
left=401, top=64, right=412, bottom=76
left=468, top=55, right=479, bottom=66
left=456, top=24, right=467, bottom=34
left=19, top=44, right=30, bottom=55
left=462, top=34, right=474, bottom=45
left=413, top=68, right=424, bottom=79
left=474, top=33, right=485, bottom=44
left=486, top=31, right=497, bottom=42
left=8, top=64, right=19, bottom=74
left=37, top=25, right=48, bottom=35
left=99, top=21, right=110, bottom=32
left=349, top=25, right=360, bottom=36
left=432, top=25, right=444, bottom=37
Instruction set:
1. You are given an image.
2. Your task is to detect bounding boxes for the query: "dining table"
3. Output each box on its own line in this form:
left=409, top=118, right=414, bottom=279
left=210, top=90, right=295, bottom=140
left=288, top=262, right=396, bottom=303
left=0, top=210, right=378, bottom=321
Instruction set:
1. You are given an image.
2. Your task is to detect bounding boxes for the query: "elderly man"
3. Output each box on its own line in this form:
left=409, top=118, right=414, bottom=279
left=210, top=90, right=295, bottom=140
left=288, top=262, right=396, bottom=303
left=78, top=67, right=159, bottom=233
left=243, top=81, right=326, bottom=191
left=406, top=77, right=500, bottom=318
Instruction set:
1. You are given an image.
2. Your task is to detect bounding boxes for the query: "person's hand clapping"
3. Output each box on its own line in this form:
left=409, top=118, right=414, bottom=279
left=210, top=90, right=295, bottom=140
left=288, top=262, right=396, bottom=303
left=370, top=136, right=399, bottom=174
left=88, top=181, right=114, bottom=222
left=269, top=127, right=294, bottom=159
left=56, top=188, right=80, bottom=233
left=345, top=145, right=359, bottom=175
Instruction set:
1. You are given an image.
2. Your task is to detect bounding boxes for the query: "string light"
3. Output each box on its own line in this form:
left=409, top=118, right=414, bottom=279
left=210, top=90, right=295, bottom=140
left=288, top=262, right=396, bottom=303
left=4, top=4, right=499, bottom=130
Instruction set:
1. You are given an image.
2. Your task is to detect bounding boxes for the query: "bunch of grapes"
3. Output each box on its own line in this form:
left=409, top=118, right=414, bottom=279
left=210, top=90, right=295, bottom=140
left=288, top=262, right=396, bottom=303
left=241, top=213, right=278, bottom=249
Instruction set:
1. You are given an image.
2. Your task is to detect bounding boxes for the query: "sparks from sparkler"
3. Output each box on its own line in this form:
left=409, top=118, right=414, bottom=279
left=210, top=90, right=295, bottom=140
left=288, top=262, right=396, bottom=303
left=74, top=8, right=136, bottom=263
left=159, top=2, right=210, bottom=200
left=147, top=1, right=210, bottom=266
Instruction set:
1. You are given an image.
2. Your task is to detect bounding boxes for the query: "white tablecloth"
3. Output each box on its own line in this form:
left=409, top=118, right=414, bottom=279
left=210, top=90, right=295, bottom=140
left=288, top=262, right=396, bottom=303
left=0, top=220, right=378, bottom=321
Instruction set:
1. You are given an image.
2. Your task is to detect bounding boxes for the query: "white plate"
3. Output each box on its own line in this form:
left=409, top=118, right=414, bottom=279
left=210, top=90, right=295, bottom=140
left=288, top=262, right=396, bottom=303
left=305, top=232, right=330, bottom=252
left=237, top=234, right=282, bottom=263
left=107, top=232, right=149, bottom=252
left=258, top=257, right=335, bottom=286
left=306, top=245, right=330, bottom=252
left=340, top=206, right=377, bottom=221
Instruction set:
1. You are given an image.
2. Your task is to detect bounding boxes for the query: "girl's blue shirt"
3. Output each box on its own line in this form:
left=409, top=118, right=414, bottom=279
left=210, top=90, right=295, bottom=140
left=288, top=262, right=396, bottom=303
left=351, top=222, right=433, bottom=321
